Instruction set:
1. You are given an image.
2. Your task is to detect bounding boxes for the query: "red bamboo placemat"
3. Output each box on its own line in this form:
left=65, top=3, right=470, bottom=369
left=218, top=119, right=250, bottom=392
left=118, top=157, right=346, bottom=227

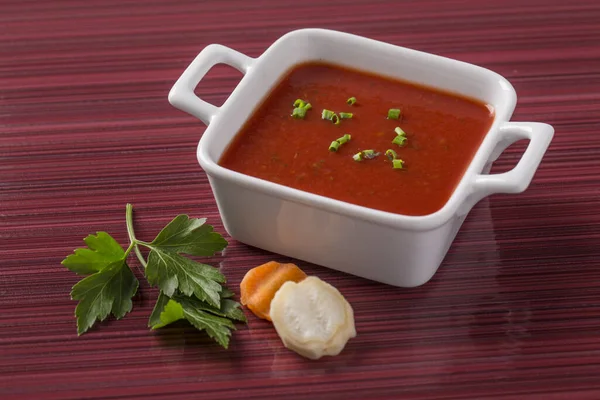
left=2, top=0, right=600, bottom=399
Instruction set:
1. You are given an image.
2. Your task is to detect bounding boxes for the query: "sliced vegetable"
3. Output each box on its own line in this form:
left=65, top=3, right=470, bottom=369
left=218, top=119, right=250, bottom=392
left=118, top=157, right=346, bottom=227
left=329, top=134, right=351, bottom=152
left=392, top=135, right=407, bottom=146
left=239, top=261, right=307, bottom=321
left=387, top=108, right=401, bottom=120
left=392, top=127, right=407, bottom=146
left=322, top=109, right=335, bottom=120
left=385, top=148, right=405, bottom=170
left=269, top=276, right=356, bottom=360
left=337, top=133, right=351, bottom=145
left=291, top=99, right=311, bottom=119
left=322, top=109, right=340, bottom=125
left=393, top=159, right=405, bottom=169
left=353, top=149, right=380, bottom=161
left=362, top=149, right=380, bottom=160
left=339, top=112, right=353, bottom=119
left=291, top=107, right=308, bottom=119
left=347, top=97, right=357, bottom=106
left=293, top=99, right=306, bottom=108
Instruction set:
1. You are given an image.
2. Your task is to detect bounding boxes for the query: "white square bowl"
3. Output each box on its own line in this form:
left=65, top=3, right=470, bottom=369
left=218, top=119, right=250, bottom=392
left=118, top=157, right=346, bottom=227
left=169, top=28, right=553, bottom=287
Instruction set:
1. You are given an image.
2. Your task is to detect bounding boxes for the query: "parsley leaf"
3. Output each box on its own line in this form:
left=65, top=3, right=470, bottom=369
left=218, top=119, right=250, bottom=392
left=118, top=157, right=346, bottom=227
left=145, top=250, right=224, bottom=307
left=217, top=298, right=247, bottom=323
left=143, top=216, right=227, bottom=308
left=148, top=215, right=228, bottom=256
left=149, top=291, right=246, bottom=348
left=149, top=293, right=185, bottom=329
left=62, top=232, right=125, bottom=275
left=148, top=291, right=172, bottom=328
left=63, top=204, right=246, bottom=348
left=71, top=258, right=139, bottom=335
left=173, top=292, right=247, bottom=323
left=220, top=287, right=235, bottom=299
left=175, top=298, right=235, bottom=349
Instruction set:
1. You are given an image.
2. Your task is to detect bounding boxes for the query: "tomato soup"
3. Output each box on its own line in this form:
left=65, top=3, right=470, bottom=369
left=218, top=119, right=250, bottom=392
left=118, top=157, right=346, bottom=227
left=219, top=62, right=494, bottom=216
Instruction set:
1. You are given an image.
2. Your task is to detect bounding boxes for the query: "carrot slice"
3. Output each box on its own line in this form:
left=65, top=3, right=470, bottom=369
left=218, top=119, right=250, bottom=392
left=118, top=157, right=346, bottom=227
left=240, top=261, right=307, bottom=321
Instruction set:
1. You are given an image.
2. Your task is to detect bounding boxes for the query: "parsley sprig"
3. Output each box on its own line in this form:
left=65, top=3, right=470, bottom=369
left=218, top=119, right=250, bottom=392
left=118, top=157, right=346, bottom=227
left=62, top=204, right=246, bottom=348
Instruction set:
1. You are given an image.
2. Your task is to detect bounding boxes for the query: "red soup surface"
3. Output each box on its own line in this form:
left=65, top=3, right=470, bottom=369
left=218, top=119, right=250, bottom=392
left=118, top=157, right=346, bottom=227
left=219, top=62, right=494, bottom=216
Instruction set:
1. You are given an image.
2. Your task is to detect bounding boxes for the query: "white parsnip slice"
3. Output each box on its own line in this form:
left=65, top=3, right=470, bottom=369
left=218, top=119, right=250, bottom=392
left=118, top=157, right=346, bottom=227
left=269, top=276, right=356, bottom=360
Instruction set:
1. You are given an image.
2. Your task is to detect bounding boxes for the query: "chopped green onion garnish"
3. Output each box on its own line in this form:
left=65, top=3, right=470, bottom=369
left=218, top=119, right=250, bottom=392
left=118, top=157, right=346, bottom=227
left=329, top=134, right=351, bottom=152
left=392, top=159, right=405, bottom=169
left=291, top=99, right=311, bottom=119
left=347, top=97, right=357, bottom=106
left=394, top=126, right=406, bottom=136
left=322, top=109, right=341, bottom=124
left=339, top=112, right=353, bottom=119
left=322, top=109, right=335, bottom=120
left=392, top=135, right=407, bottom=146
left=291, top=107, right=307, bottom=119
left=388, top=108, right=401, bottom=120
left=353, top=149, right=380, bottom=161
left=362, top=149, right=380, bottom=160
left=337, top=133, right=351, bottom=145
left=294, top=99, right=307, bottom=108
left=385, top=149, right=398, bottom=160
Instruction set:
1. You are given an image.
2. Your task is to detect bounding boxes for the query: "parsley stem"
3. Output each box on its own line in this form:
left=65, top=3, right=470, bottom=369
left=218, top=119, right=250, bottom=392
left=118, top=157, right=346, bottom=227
left=123, top=241, right=136, bottom=258
left=125, top=203, right=147, bottom=268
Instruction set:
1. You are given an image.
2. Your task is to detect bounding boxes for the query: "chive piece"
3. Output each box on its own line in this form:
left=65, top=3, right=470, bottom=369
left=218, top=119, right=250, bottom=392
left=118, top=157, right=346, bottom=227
left=291, top=107, right=307, bottom=119
left=388, top=108, right=401, bottom=120
left=393, top=159, right=405, bottom=169
left=339, top=112, right=353, bottom=119
left=291, top=99, right=311, bottom=119
left=347, top=97, right=357, bottom=106
left=362, top=149, right=380, bottom=160
left=294, top=99, right=306, bottom=108
left=337, top=133, right=351, bottom=145
left=322, top=109, right=340, bottom=124
left=385, top=149, right=398, bottom=160
left=354, top=149, right=380, bottom=161
left=322, top=109, right=335, bottom=120
left=392, top=135, right=407, bottom=146
left=353, top=149, right=380, bottom=161
left=329, top=134, right=351, bottom=152
left=394, top=126, right=406, bottom=136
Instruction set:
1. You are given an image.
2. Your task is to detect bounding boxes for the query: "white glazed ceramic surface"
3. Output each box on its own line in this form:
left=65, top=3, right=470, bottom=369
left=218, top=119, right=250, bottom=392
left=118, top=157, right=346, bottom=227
left=169, top=29, right=554, bottom=287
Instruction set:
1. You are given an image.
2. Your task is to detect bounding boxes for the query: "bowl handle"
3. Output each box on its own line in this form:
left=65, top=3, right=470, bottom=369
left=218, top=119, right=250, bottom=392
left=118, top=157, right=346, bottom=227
left=472, top=121, right=554, bottom=197
left=168, top=44, right=255, bottom=125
